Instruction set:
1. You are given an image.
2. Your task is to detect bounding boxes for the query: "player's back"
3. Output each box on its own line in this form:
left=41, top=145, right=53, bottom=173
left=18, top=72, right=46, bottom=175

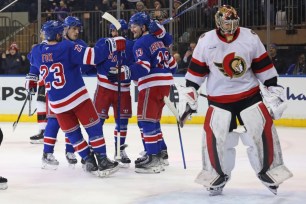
left=135, top=34, right=173, bottom=75
left=40, top=40, right=87, bottom=106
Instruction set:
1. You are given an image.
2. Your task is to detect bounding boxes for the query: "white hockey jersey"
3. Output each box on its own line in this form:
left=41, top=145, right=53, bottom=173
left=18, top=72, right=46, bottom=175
left=185, top=27, right=278, bottom=103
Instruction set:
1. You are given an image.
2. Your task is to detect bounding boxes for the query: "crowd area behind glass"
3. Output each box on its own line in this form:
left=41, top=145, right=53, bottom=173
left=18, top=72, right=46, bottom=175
left=0, top=0, right=306, bottom=76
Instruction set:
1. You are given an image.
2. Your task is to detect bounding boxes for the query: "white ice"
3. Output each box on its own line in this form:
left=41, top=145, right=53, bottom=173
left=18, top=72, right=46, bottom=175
left=0, top=122, right=305, bottom=204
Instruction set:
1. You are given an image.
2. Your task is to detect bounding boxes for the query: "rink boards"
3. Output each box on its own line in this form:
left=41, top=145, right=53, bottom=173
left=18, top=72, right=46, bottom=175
left=0, top=76, right=305, bottom=127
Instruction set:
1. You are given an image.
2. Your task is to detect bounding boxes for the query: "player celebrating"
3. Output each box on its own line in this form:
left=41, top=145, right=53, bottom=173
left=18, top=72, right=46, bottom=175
left=108, top=12, right=177, bottom=173
left=94, top=19, right=134, bottom=168
left=178, top=5, right=292, bottom=195
left=26, top=20, right=125, bottom=177
left=41, top=16, right=92, bottom=169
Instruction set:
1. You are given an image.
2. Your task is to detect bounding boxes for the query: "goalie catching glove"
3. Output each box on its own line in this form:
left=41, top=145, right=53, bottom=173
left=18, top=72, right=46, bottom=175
left=25, top=73, right=38, bottom=95
left=177, top=85, right=198, bottom=127
left=261, top=85, right=287, bottom=120
left=107, top=65, right=131, bottom=82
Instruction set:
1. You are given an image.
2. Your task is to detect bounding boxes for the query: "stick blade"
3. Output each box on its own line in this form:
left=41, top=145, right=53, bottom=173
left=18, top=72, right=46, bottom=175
left=102, top=12, right=121, bottom=30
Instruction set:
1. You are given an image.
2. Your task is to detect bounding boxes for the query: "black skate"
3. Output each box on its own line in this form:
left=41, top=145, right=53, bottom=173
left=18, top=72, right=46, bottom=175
left=83, top=153, right=99, bottom=176
left=42, top=152, right=59, bottom=170
left=65, top=151, right=77, bottom=168
left=134, top=151, right=147, bottom=165
left=160, top=150, right=169, bottom=166
left=135, top=154, right=163, bottom=174
left=207, top=175, right=229, bottom=196
left=114, top=144, right=131, bottom=168
left=258, top=173, right=279, bottom=195
left=0, top=176, right=8, bottom=190
left=30, top=130, right=44, bottom=144
left=96, top=154, right=119, bottom=177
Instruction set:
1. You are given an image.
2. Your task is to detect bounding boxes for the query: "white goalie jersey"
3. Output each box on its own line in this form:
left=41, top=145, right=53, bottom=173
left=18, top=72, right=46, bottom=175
left=185, top=27, right=278, bottom=103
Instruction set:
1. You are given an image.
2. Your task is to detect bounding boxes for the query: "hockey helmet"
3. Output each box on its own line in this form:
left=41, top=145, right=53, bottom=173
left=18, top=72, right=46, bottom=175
left=129, top=12, right=151, bottom=28
left=42, top=20, right=64, bottom=41
left=63, top=16, right=83, bottom=31
left=215, top=5, right=239, bottom=34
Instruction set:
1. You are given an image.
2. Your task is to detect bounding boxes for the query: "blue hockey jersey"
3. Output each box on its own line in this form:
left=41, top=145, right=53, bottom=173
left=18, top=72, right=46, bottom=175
left=95, top=38, right=135, bottom=92
left=129, top=34, right=177, bottom=91
left=29, top=40, right=110, bottom=113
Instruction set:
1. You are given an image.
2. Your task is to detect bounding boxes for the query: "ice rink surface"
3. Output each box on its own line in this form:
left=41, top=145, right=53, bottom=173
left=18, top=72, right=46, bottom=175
left=0, top=122, right=305, bottom=204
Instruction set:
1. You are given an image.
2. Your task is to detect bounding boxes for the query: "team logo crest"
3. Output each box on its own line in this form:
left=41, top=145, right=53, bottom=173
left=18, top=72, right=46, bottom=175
left=214, top=52, right=246, bottom=78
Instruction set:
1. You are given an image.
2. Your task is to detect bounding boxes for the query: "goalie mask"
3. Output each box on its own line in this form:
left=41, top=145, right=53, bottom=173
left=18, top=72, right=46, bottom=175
left=215, top=5, right=240, bottom=42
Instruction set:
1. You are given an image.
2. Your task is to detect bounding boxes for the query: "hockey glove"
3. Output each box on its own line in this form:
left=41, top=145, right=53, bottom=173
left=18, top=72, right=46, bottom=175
left=261, top=85, right=287, bottom=119
left=107, top=65, right=131, bottom=82
left=149, top=20, right=166, bottom=39
left=177, top=85, right=198, bottom=127
left=106, top=36, right=126, bottom=52
left=25, top=73, right=38, bottom=95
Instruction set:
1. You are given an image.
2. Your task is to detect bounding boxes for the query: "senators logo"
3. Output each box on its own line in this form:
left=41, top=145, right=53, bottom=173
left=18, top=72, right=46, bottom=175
left=214, top=52, right=246, bottom=78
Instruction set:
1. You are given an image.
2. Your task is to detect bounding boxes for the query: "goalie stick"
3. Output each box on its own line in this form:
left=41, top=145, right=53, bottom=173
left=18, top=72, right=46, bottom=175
left=102, top=12, right=122, bottom=160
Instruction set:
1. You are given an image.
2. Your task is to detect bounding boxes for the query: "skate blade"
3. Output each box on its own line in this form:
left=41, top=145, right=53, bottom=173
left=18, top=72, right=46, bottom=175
left=98, top=166, right=120, bottom=177
left=161, top=159, right=169, bottom=166
left=135, top=166, right=162, bottom=174
left=118, top=162, right=130, bottom=168
left=207, top=188, right=223, bottom=196
left=264, top=184, right=278, bottom=195
left=41, top=163, right=58, bottom=170
left=30, top=140, right=44, bottom=144
left=0, top=183, right=8, bottom=190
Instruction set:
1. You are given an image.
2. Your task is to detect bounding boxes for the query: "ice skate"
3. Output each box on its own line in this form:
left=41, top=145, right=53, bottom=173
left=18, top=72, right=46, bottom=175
left=83, top=153, right=99, bottom=176
left=0, top=176, right=8, bottom=190
left=30, top=130, right=44, bottom=144
left=134, top=151, right=147, bottom=164
left=42, top=152, right=59, bottom=170
left=135, top=154, right=163, bottom=174
left=65, top=151, right=77, bottom=168
left=207, top=175, right=229, bottom=196
left=96, top=154, right=119, bottom=177
left=160, top=150, right=169, bottom=166
left=258, top=173, right=279, bottom=195
left=114, top=144, right=131, bottom=168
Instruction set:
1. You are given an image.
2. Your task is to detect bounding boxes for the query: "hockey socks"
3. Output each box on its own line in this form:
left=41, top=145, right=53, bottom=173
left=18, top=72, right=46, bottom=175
left=114, top=118, right=128, bottom=147
left=66, top=127, right=90, bottom=159
left=43, top=118, right=60, bottom=153
left=84, top=120, right=106, bottom=156
left=139, top=121, right=161, bottom=155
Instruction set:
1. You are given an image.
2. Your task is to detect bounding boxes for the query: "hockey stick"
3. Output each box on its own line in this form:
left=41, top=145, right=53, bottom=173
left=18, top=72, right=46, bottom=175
left=28, top=94, right=37, bottom=116
left=13, top=93, right=29, bottom=131
left=163, top=89, right=187, bottom=169
left=162, top=0, right=205, bottom=25
left=0, top=0, right=18, bottom=12
left=102, top=12, right=122, bottom=160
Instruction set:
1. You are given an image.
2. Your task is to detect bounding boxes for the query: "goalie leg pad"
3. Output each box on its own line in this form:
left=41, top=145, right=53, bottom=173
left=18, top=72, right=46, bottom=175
left=196, top=106, right=238, bottom=187
left=240, top=102, right=292, bottom=183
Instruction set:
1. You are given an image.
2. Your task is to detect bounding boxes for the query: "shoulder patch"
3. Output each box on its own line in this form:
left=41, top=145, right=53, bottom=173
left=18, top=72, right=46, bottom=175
left=250, top=30, right=257, bottom=35
left=200, top=33, right=205, bottom=39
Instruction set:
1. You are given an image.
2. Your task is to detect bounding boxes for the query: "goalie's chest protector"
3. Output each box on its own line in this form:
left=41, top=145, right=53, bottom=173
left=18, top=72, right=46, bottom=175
left=195, top=27, right=266, bottom=99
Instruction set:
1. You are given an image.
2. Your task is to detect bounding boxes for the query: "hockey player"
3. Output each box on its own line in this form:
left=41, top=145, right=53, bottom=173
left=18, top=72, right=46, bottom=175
left=178, top=5, right=292, bottom=195
left=25, top=20, right=126, bottom=177
left=0, top=128, right=8, bottom=190
left=29, top=31, right=48, bottom=144
left=94, top=19, right=134, bottom=168
left=108, top=12, right=177, bottom=173
left=41, top=16, right=91, bottom=169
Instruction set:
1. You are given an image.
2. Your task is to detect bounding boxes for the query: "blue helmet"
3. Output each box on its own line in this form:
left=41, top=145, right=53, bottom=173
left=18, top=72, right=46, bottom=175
left=42, top=20, right=64, bottom=41
left=63, top=16, right=82, bottom=28
left=129, top=12, right=151, bottom=28
left=109, top=19, right=128, bottom=31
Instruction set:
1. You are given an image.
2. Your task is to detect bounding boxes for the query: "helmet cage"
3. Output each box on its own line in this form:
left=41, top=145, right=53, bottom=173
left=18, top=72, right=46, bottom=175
left=215, top=5, right=240, bottom=34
